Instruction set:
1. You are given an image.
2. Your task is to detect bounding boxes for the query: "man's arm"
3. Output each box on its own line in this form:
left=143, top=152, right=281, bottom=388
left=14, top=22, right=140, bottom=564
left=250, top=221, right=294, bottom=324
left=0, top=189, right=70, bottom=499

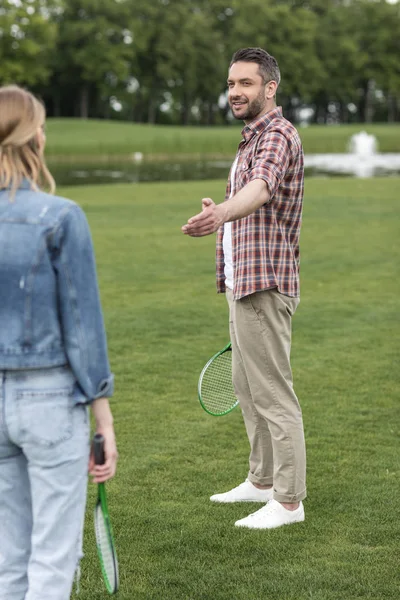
left=181, top=178, right=269, bottom=238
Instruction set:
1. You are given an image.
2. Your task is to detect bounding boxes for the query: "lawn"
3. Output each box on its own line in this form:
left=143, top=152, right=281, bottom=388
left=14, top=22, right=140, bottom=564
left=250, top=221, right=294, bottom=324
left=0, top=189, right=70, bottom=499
left=46, top=119, right=400, bottom=159
left=67, top=176, right=400, bottom=600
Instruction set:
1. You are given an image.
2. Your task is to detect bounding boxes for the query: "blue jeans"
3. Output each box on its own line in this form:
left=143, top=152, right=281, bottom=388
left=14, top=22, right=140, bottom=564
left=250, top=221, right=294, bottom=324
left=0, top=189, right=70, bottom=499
left=0, top=366, right=90, bottom=600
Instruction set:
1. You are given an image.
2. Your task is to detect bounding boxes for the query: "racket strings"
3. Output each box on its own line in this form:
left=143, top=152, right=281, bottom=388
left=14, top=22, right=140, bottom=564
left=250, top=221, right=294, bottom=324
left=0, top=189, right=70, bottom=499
left=95, top=505, right=118, bottom=591
left=200, top=351, right=238, bottom=415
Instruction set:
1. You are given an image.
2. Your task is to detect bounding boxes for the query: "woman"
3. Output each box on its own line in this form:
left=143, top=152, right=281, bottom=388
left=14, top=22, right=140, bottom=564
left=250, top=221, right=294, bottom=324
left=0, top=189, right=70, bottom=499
left=0, top=85, right=117, bottom=600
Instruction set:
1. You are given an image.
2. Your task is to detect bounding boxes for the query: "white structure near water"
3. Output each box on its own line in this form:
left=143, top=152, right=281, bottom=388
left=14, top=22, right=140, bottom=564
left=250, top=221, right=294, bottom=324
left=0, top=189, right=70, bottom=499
left=304, top=131, right=400, bottom=178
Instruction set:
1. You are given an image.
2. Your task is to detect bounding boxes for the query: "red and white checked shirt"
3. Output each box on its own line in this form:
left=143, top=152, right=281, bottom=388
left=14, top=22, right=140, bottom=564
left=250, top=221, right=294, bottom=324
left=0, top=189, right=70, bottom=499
left=216, top=106, right=304, bottom=299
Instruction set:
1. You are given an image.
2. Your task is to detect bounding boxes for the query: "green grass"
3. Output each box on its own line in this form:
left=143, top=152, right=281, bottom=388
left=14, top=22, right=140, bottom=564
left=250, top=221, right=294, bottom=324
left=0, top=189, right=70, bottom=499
left=46, top=119, right=400, bottom=159
left=66, top=176, right=400, bottom=600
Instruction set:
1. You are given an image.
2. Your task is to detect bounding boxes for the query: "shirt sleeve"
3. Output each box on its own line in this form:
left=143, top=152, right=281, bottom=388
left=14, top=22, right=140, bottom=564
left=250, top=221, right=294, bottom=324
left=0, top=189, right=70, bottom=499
left=51, top=203, right=114, bottom=403
left=247, top=130, right=291, bottom=200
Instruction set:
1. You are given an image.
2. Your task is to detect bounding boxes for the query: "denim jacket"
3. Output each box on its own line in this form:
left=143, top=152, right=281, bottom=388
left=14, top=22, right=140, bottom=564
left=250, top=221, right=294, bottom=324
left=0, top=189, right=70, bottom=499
left=0, top=180, right=114, bottom=403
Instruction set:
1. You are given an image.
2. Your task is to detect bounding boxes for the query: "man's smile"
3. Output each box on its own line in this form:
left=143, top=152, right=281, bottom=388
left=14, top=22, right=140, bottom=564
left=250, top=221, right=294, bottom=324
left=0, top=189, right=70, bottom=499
left=231, top=100, right=248, bottom=108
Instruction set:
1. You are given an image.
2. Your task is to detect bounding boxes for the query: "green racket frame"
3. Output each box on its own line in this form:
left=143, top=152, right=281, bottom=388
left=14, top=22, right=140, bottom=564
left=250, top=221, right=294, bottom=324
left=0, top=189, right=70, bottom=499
left=198, top=343, right=239, bottom=416
left=93, top=434, right=119, bottom=595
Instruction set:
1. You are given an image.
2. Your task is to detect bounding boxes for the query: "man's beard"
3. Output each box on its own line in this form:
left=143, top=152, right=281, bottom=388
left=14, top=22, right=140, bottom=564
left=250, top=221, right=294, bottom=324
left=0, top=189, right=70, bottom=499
left=230, top=90, right=266, bottom=122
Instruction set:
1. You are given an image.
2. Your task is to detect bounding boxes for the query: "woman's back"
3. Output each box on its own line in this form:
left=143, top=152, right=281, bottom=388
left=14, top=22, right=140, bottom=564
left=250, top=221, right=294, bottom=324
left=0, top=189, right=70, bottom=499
left=0, top=182, right=71, bottom=367
left=0, top=178, right=113, bottom=400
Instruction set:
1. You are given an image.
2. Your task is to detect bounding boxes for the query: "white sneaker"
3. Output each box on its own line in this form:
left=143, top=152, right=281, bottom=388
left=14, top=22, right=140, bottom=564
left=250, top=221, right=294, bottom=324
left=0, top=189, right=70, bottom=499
left=210, top=479, right=273, bottom=503
left=235, top=499, right=305, bottom=529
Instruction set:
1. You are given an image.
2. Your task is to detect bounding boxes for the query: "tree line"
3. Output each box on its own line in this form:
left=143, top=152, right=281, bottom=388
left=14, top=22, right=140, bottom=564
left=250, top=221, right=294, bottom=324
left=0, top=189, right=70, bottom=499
left=1, top=0, right=399, bottom=125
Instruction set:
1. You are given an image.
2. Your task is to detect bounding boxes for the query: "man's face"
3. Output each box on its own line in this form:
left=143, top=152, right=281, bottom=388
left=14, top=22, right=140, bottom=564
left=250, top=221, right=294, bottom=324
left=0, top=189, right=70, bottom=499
left=227, top=61, right=268, bottom=123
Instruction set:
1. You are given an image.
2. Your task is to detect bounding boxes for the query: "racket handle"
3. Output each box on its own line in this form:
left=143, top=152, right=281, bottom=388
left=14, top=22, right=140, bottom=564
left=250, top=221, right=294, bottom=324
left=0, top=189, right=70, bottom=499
left=93, top=433, right=105, bottom=465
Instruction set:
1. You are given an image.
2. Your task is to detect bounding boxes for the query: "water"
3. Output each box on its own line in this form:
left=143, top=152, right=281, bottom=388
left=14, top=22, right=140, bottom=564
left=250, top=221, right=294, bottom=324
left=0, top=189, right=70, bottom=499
left=305, top=131, right=400, bottom=178
left=49, top=134, right=400, bottom=186
left=348, top=131, right=377, bottom=156
left=48, top=158, right=232, bottom=187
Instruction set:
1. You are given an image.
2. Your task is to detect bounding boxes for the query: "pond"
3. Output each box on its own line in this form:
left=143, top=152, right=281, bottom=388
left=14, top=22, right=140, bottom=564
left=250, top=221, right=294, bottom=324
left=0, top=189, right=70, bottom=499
left=48, top=158, right=232, bottom=186
left=48, top=154, right=400, bottom=187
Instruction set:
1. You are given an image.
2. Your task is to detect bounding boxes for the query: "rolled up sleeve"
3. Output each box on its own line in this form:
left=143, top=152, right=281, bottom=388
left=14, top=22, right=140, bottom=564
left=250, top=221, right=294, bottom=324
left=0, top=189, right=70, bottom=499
left=248, top=130, right=290, bottom=200
left=52, top=204, right=114, bottom=403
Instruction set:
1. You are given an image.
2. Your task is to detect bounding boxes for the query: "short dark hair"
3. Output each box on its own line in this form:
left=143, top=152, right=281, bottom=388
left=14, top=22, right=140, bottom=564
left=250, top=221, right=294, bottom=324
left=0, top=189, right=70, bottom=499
left=230, top=48, right=281, bottom=87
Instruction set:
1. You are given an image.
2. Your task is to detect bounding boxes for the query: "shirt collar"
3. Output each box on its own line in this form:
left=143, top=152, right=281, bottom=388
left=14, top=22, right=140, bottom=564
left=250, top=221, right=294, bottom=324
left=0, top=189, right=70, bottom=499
left=241, top=106, right=283, bottom=142
left=1, top=177, right=34, bottom=191
left=18, top=178, right=33, bottom=190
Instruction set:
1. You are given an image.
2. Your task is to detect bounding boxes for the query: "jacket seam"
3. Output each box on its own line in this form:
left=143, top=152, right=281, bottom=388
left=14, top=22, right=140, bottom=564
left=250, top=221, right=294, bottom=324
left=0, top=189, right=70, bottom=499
left=58, top=206, right=89, bottom=378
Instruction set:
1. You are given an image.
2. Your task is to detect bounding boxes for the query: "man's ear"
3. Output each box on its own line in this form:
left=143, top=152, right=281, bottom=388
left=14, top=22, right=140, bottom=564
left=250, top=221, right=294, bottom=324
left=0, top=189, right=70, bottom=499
left=265, top=80, right=278, bottom=100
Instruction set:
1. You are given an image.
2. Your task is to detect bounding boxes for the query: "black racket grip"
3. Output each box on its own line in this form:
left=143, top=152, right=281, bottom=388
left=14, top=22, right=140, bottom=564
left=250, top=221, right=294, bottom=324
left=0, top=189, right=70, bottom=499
left=93, top=433, right=105, bottom=465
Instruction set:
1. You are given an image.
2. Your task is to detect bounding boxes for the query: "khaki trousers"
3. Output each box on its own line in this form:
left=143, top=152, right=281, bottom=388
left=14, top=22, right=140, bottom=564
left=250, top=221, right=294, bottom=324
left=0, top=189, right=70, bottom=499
left=226, top=288, right=306, bottom=503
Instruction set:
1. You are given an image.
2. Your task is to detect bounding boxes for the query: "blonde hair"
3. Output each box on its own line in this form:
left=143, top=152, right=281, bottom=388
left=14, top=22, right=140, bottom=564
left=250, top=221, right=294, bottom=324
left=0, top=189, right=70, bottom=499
left=0, top=85, right=55, bottom=197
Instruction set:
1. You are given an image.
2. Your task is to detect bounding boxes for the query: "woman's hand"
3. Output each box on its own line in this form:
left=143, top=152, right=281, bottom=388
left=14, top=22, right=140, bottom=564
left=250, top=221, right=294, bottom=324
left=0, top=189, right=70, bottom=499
left=89, top=398, right=118, bottom=483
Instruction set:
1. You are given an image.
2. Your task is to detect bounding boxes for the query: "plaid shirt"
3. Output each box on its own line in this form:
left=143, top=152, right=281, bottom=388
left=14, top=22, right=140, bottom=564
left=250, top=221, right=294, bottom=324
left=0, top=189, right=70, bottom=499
left=216, top=106, right=304, bottom=299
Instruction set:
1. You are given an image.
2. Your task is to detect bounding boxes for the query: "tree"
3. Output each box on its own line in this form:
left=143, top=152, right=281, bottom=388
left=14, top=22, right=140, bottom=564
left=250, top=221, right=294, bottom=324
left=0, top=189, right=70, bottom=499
left=156, top=1, right=227, bottom=125
left=0, top=0, right=58, bottom=86
left=349, top=0, right=400, bottom=122
left=47, top=0, right=132, bottom=118
left=310, top=2, right=363, bottom=123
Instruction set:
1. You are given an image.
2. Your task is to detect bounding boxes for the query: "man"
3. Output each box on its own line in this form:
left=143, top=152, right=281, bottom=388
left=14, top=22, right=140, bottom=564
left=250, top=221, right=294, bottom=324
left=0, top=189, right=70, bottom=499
left=182, top=47, right=306, bottom=530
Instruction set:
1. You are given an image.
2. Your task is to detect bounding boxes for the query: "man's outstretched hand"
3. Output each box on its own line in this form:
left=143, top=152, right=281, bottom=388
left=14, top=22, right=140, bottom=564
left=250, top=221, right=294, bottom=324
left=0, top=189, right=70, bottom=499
left=182, top=198, right=227, bottom=237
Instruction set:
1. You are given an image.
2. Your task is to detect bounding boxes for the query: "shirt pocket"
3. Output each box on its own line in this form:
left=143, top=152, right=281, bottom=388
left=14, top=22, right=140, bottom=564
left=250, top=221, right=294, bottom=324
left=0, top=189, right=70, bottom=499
left=16, top=387, right=73, bottom=447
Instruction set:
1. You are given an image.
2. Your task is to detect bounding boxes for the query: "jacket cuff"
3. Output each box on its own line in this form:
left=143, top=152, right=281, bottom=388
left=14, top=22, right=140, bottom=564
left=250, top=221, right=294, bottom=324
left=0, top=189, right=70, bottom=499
left=93, top=373, right=114, bottom=399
